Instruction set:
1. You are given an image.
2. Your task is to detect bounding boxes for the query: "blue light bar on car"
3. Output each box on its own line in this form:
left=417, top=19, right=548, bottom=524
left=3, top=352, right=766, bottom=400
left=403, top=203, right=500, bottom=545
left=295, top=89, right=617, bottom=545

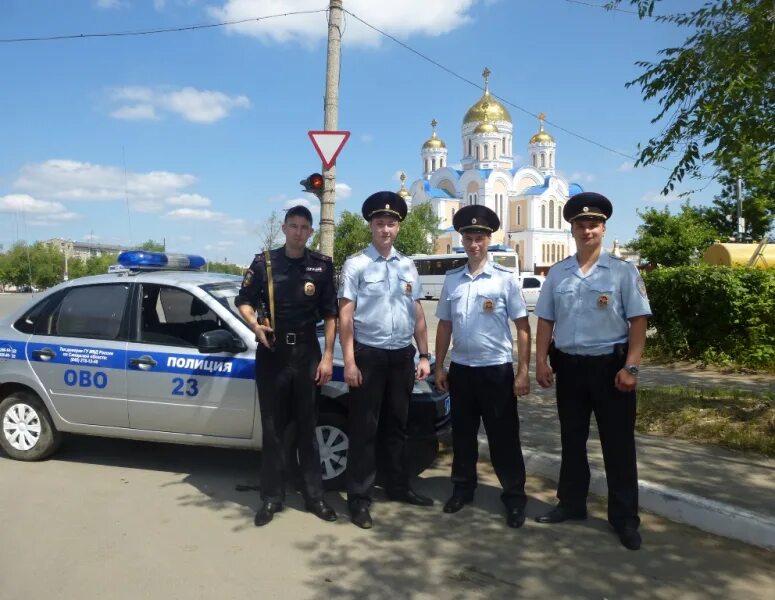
left=117, top=251, right=206, bottom=271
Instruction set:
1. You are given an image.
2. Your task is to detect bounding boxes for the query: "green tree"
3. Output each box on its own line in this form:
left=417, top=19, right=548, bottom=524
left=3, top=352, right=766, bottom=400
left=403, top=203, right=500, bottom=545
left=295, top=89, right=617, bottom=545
left=327, top=211, right=371, bottom=270
left=258, top=211, right=283, bottom=251
left=612, top=1, right=774, bottom=200
left=394, top=201, right=441, bottom=256
left=0, top=242, right=64, bottom=288
left=139, top=239, right=165, bottom=252
left=629, top=202, right=718, bottom=266
left=207, top=260, right=243, bottom=275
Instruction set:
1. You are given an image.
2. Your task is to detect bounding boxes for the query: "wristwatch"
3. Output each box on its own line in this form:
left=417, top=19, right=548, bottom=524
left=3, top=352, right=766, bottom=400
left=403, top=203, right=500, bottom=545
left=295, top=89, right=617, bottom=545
left=624, top=364, right=639, bottom=375
left=418, top=353, right=431, bottom=360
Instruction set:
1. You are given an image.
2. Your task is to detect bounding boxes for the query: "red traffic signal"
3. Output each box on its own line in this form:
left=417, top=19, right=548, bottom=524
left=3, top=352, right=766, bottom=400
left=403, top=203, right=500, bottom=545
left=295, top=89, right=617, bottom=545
left=300, top=173, right=324, bottom=196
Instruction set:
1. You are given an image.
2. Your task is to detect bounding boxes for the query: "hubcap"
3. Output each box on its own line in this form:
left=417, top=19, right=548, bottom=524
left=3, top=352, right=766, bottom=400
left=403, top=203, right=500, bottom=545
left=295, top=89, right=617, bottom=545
left=3, top=403, right=42, bottom=451
left=316, top=424, right=348, bottom=481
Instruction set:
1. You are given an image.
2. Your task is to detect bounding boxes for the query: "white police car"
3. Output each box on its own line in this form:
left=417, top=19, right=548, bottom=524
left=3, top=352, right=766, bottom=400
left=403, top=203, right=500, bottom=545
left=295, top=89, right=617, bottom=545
left=0, top=251, right=450, bottom=489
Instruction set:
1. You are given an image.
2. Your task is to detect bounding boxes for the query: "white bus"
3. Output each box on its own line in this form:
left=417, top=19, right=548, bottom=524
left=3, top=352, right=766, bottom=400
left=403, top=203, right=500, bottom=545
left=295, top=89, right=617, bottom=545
left=412, top=246, right=520, bottom=300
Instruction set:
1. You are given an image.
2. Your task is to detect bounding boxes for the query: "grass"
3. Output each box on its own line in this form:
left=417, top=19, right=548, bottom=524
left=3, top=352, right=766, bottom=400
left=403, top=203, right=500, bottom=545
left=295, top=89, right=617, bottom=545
left=637, top=386, right=775, bottom=457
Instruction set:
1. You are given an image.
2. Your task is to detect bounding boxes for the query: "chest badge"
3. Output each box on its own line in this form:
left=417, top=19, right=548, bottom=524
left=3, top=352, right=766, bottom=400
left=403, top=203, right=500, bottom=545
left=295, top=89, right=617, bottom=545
left=405, top=282, right=412, bottom=295
left=304, top=282, right=316, bottom=296
left=597, top=293, right=610, bottom=308
left=483, top=298, right=495, bottom=312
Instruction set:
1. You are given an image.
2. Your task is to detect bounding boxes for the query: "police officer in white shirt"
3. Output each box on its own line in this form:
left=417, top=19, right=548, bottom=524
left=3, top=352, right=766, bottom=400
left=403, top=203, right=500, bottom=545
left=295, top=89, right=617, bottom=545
left=434, top=205, right=531, bottom=528
left=533, top=192, right=652, bottom=551
left=338, top=191, right=433, bottom=529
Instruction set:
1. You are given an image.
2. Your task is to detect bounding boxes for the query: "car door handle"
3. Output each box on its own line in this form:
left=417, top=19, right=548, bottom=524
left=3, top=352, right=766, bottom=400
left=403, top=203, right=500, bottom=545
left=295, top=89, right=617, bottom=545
left=31, top=348, right=56, bottom=361
left=129, top=355, right=157, bottom=370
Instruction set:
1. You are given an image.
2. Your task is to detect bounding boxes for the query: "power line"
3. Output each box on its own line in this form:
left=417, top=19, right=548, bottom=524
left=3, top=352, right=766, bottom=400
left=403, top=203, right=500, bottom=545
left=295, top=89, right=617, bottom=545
left=0, top=9, right=328, bottom=43
left=342, top=8, right=658, bottom=168
left=563, top=0, right=642, bottom=16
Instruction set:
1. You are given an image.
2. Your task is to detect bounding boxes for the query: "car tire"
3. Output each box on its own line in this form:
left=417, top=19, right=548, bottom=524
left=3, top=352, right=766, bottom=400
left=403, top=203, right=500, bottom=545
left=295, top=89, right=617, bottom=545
left=284, top=410, right=350, bottom=492
left=0, top=391, right=62, bottom=461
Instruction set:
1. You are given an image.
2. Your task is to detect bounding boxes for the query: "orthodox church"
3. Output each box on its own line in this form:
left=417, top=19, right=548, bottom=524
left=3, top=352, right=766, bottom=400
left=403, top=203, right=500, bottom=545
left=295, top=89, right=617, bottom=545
left=396, top=68, right=583, bottom=274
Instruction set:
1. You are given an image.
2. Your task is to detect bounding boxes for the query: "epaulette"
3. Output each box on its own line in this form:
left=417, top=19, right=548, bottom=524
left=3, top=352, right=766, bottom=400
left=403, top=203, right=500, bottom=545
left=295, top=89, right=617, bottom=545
left=493, top=263, right=514, bottom=272
left=309, top=249, right=333, bottom=262
left=447, top=265, right=465, bottom=274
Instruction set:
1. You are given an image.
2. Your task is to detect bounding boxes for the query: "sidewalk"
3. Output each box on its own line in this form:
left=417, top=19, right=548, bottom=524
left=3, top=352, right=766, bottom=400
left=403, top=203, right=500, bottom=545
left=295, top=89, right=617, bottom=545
left=477, top=361, right=775, bottom=550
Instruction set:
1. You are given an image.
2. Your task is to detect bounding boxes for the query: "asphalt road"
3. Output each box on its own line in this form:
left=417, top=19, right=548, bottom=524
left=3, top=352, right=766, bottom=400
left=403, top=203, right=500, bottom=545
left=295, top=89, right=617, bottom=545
left=1, top=292, right=774, bottom=599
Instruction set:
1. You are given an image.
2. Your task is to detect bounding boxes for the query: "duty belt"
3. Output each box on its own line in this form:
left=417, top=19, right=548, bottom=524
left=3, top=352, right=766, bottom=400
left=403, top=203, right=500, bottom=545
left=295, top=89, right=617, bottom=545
left=274, top=329, right=317, bottom=346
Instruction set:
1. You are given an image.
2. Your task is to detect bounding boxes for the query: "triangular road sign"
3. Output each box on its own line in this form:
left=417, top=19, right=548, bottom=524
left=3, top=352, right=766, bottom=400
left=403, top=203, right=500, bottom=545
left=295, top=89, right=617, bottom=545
left=308, top=130, right=350, bottom=170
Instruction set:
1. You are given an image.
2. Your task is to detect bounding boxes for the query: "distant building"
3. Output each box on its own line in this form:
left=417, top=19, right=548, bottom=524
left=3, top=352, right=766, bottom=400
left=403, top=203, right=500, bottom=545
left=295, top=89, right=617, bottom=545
left=44, top=238, right=128, bottom=260
left=398, top=67, right=582, bottom=274
left=610, top=239, right=641, bottom=265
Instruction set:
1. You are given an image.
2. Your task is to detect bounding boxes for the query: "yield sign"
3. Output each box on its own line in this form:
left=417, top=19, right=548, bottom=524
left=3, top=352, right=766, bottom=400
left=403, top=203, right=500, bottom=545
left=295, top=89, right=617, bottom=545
left=308, top=130, right=350, bottom=170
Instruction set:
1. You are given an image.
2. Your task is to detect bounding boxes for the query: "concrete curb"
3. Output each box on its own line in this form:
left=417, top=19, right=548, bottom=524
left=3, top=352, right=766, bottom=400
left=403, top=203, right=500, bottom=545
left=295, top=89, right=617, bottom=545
left=477, top=436, right=775, bottom=551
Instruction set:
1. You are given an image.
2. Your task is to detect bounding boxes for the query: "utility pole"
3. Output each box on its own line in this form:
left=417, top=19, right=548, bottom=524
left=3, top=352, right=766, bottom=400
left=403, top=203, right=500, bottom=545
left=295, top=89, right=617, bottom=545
left=736, top=177, right=745, bottom=242
left=319, top=0, right=343, bottom=258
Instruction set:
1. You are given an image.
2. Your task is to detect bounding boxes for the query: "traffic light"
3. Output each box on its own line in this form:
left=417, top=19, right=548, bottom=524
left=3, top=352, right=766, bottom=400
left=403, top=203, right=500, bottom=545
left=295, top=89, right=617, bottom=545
left=300, top=172, right=324, bottom=197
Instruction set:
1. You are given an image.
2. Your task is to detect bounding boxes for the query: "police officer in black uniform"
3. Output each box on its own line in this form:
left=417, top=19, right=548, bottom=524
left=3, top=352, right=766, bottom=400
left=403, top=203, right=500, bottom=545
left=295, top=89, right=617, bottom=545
left=236, top=205, right=338, bottom=527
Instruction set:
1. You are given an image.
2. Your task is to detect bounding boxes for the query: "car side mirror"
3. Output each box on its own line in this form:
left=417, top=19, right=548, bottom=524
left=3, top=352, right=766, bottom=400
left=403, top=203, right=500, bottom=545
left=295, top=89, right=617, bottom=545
left=198, top=329, right=247, bottom=354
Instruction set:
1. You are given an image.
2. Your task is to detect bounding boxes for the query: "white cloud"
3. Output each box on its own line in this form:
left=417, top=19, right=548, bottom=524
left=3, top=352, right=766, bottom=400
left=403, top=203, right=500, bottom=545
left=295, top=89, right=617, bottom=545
left=641, top=191, right=680, bottom=204
left=166, top=193, right=212, bottom=207
left=165, top=208, right=246, bottom=228
left=0, top=194, right=80, bottom=225
left=209, top=0, right=477, bottom=47
left=111, top=104, right=159, bottom=121
left=129, top=200, right=165, bottom=213
left=94, top=0, right=125, bottom=9
left=618, top=161, right=635, bottom=172
left=335, top=182, right=352, bottom=199
left=283, top=198, right=320, bottom=217
left=568, top=172, right=597, bottom=184
left=14, top=159, right=197, bottom=202
left=109, top=86, right=250, bottom=124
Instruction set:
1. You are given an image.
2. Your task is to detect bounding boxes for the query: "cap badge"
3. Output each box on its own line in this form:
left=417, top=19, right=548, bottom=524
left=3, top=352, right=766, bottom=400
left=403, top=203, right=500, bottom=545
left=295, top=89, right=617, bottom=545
left=597, top=293, right=609, bottom=308
left=385, top=203, right=390, bottom=209
left=471, top=218, right=477, bottom=224
left=304, top=282, right=316, bottom=296
left=405, top=282, right=413, bottom=295
left=583, top=206, right=589, bottom=213
left=483, top=298, right=494, bottom=312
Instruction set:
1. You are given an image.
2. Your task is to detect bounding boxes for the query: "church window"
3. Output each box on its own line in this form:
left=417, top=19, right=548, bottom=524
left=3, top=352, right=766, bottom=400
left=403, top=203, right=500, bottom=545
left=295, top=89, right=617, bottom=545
left=542, top=244, right=546, bottom=263
left=493, top=144, right=497, bottom=160
left=468, top=138, right=472, bottom=156
left=551, top=244, right=556, bottom=263
left=502, top=137, right=506, bottom=154
left=475, top=146, right=480, bottom=160
left=425, top=159, right=430, bottom=173
left=532, top=154, right=537, bottom=167
left=484, top=145, right=489, bottom=159
left=541, top=205, right=546, bottom=228
left=432, top=158, right=437, bottom=171
left=446, top=244, right=451, bottom=253
left=541, top=153, right=546, bottom=168
left=440, top=157, right=445, bottom=168
left=558, top=203, right=562, bottom=227
left=549, top=199, right=555, bottom=229
left=517, top=205, right=521, bottom=225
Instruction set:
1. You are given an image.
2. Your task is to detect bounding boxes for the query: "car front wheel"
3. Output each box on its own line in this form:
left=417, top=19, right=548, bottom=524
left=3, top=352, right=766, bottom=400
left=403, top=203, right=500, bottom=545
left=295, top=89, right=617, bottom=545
left=0, top=391, right=62, bottom=461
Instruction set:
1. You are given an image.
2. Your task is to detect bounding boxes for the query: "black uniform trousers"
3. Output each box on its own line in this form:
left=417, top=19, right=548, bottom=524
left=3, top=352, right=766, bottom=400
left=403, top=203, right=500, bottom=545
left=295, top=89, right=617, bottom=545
left=347, top=341, right=416, bottom=506
left=255, top=336, right=323, bottom=504
left=554, top=350, right=639, bottom=530
left=448, top=362, right=527, bottom=509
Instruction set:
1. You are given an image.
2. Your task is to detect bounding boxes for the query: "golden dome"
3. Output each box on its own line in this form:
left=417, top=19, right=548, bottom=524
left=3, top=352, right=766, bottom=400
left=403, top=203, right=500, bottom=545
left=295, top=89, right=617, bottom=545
left=422, top=118, right=447, bottom=150
left=397, top=172, right=411, bottom=199
left=529, top=112, right=555, bottom=144
left=463, top=67, right=512, bottom=125
left=473, top=102, right=499, bottom=134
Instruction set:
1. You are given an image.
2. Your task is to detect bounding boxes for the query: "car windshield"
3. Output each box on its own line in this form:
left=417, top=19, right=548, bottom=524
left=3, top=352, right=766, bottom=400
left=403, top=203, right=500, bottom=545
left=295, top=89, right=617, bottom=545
left=200, top=278, right=246, bottom=323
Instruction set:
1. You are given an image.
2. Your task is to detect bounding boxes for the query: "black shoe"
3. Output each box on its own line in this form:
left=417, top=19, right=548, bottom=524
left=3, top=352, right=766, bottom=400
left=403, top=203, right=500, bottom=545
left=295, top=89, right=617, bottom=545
left=443, top=495, right=472, bottom=514
left=534, top=505, right=587, bottom=524
left=506, top=506, right=526, bottom=528
left=617, top=526, right=642, bottom=550
left=350, top=505, right=373, bottom=529
left=254, top=501, right=283, bottom=526
left=306, top=499, right=337, bottom=522
left=387, top=489, right=434, bottom=507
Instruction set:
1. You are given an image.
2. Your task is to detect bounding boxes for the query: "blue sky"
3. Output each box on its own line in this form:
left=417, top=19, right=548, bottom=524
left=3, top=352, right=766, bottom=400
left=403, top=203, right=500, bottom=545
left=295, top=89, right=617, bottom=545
left=0, top=0, right=715, bottom=265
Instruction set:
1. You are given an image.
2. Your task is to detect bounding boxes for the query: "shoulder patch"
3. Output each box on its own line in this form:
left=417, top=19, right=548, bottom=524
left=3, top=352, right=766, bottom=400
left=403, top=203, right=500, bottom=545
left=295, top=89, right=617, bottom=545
left=493, top=263, right=513, bottom=272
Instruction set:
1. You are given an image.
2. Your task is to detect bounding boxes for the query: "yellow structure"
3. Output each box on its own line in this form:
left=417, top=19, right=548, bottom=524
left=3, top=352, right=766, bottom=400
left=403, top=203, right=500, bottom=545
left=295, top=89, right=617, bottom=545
left=702, top=242, right=774, bottom=268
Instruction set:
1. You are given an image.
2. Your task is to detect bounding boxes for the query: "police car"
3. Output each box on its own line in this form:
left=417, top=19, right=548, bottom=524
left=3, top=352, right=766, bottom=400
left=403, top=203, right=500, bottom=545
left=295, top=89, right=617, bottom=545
left=517, top=274, right=545, bottom=310
left=0, top=251, right=450, bottom=490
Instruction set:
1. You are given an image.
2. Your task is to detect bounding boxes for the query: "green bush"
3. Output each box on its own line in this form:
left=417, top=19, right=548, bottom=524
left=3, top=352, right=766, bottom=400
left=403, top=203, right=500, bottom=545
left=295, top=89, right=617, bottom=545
left=643, top=266, right=775, bottom=369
